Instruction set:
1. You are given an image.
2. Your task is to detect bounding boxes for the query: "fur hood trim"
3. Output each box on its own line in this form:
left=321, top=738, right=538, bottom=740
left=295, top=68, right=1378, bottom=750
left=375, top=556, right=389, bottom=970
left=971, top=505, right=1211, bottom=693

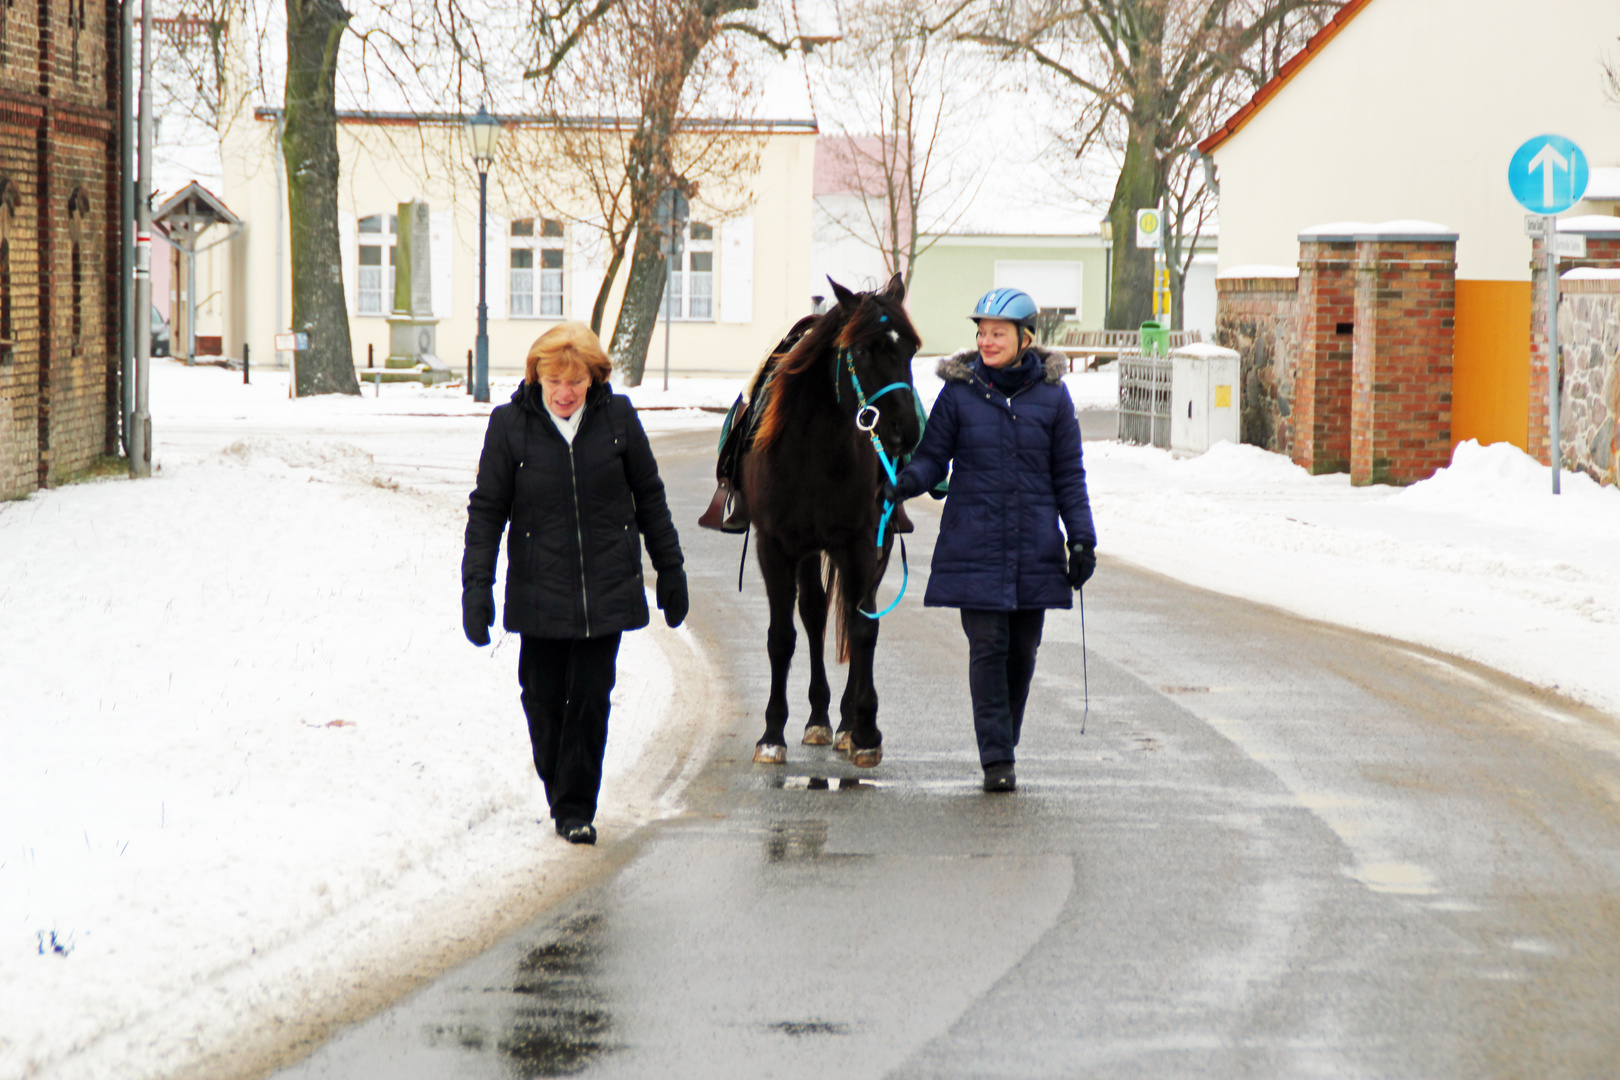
left=936, top=346, right=1067, bottom=385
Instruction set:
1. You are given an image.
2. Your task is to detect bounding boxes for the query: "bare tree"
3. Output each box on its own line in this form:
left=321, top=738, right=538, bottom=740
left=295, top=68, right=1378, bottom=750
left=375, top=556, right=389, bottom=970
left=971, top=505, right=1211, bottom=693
left=963, top=0, right=1341, bottom=329
left=807, top=0, right=988, bottom=291
left=526, top=0, right=812, bottom=385
left=501, top=0, right=765, bottom=343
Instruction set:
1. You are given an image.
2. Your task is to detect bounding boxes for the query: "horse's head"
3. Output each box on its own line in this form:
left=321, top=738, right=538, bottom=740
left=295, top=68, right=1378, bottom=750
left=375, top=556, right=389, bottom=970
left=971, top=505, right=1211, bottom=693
left=828, top=273, right=923, bottom=457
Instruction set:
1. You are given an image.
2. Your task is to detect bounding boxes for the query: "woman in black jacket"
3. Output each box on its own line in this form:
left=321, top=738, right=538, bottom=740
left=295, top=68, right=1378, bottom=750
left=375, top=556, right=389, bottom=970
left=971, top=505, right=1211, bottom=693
left=462, top=322, right=687, bottom=845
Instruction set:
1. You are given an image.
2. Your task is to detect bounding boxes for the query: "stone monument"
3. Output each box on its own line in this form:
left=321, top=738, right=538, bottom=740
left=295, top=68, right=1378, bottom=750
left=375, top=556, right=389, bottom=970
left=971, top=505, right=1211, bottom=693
left=384, top=200, right=452, bottom=384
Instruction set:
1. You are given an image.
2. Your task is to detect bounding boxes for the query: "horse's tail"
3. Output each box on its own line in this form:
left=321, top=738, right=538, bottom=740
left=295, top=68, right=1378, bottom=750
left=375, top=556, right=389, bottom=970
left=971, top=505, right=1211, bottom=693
left=826, top=555, right=853, bottom=665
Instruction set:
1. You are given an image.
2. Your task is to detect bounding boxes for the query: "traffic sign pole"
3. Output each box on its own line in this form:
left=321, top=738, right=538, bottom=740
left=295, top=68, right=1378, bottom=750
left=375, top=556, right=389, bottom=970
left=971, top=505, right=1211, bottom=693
left=1510, top=135, right=1588, bottom=494
left=1544, top=215, right=1561, bottom=495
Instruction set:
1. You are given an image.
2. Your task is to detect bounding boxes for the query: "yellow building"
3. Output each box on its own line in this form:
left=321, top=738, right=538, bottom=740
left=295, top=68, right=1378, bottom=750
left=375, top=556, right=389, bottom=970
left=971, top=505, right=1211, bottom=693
left=214, top=107, right=817, bottom=380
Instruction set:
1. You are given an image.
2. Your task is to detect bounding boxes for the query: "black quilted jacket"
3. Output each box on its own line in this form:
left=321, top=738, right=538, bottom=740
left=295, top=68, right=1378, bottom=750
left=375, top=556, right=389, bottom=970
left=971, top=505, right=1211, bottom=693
left=463, top=381, right=683, bottom=638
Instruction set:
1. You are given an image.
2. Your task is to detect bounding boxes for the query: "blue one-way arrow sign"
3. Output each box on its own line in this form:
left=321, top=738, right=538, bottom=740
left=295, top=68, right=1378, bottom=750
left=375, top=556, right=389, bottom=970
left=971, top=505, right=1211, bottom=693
left=1509, top=134, right=1589, bottom=214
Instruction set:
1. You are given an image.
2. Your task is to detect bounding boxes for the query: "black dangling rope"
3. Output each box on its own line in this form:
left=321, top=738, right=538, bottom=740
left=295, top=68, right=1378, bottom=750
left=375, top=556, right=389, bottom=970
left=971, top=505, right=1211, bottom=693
left=1080, top=588, right=1089, bottom=735
left=737, top=527, right=750, bottom=593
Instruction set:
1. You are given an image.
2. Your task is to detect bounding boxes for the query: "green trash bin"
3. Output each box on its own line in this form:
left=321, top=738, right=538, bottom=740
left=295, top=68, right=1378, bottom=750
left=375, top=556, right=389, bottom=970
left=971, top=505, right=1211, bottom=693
left=1139, top=320, right=1168, bottom=357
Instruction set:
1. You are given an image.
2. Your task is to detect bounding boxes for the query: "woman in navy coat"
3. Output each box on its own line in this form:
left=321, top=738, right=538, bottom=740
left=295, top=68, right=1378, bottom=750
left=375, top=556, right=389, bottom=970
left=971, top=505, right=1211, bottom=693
left=884, top=288, right=1097, bottom=792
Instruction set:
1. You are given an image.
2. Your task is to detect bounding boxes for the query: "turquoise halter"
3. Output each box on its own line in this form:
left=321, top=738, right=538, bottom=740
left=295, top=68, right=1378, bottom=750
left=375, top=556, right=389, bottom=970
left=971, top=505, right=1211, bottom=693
left=838, top=346, right=913, bottom=619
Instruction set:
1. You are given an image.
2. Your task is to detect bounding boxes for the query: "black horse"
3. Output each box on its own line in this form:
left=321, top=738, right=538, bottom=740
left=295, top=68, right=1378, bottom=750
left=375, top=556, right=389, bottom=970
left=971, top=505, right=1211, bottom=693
left=738, top=274, right=922, bottom=767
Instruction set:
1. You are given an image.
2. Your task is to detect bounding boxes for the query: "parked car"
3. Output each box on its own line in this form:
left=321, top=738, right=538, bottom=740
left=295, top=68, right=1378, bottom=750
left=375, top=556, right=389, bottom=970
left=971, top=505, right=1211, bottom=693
left=151, top=305, right=171, bottom=357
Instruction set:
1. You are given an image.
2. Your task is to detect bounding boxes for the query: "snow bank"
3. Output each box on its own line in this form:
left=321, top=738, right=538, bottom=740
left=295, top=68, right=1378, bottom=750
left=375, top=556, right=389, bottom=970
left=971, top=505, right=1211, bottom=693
left=1087, top=437, right=1620, bottom=717
left=0, top=362, right=719, bottom=1080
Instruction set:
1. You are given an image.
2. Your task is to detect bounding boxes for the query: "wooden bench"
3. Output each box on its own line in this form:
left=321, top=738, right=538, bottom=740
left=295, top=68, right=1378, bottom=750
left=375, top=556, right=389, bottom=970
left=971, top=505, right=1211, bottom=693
left=1049, top=327, right=1204, bottom=371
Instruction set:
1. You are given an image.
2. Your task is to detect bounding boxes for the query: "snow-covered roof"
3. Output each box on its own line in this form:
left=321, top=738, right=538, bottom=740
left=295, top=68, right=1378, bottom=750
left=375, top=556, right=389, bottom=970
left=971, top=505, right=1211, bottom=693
left=1562, top=267, right=1620, bottom=280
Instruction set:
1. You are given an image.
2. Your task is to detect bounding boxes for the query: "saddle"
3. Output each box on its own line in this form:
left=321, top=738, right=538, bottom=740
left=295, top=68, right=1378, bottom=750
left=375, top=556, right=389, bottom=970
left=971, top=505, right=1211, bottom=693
left=698, top=317, right=914, bottom=536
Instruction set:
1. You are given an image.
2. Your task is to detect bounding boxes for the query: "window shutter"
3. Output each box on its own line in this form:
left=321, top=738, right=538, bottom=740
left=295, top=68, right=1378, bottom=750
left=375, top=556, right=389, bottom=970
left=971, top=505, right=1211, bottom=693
left=570, top=218, right=606, bottom=323
left=338, top=210, right=357, bottom=316
left=719, top=215, right=754, bottom=324
left=430, top=211, right=453, bottom=319
left=484, top=212, right=507, bottom=321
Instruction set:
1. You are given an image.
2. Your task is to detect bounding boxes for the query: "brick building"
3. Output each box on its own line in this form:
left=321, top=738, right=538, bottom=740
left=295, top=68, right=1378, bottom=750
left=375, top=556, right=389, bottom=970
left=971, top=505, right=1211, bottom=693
left=1199, top=0, right=1620, bottom=484
left=0, top=0, right=122, bottom=500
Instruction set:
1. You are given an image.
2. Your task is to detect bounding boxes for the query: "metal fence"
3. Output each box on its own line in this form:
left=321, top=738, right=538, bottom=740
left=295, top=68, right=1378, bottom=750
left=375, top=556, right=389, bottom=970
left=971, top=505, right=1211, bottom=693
left=1116, top=349, right=1172, bottom=448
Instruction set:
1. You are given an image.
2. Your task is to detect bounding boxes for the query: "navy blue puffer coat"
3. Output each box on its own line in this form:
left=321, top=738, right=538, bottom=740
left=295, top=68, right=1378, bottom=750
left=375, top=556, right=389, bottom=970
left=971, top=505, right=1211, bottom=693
left=897, top=347, right=1096, bottom=611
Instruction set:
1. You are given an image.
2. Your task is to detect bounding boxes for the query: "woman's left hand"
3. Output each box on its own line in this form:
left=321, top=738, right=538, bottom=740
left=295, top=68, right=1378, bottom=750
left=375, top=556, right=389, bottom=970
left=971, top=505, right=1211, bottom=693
left=657, top=568, right=689, bottom=628
left=1066, top=544, right=1096, bottom=590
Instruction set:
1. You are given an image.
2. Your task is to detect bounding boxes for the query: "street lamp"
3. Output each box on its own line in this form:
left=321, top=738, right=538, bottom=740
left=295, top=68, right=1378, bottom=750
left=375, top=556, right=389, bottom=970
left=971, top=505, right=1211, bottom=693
left=467, top=104, right=503, bottom=403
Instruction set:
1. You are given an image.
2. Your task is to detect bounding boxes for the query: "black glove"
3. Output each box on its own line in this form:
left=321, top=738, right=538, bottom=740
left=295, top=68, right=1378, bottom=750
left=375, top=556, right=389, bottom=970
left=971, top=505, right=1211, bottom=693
left=462, top=584, right=494, bottom=646
left=878, top=472, right=921, bottom=505
left=656, top=567, right=689, bottom=629
left=1066, top=544, right=1096, bottom=590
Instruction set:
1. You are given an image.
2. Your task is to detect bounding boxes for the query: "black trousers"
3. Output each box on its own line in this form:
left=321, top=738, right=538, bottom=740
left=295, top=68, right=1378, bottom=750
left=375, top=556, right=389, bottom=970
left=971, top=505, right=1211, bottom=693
left=517, top=633, right=622, bottom=824
left=959, top=609, right=1046, bottom=768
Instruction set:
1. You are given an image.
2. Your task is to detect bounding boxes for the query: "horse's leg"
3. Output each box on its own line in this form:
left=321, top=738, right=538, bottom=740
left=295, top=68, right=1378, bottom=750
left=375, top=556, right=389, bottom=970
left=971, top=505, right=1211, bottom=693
left=753, top=533, right=799, bottom=765
left=796, top=555, right=833, bottom=745
left=832, top=542, right=884, bottom=768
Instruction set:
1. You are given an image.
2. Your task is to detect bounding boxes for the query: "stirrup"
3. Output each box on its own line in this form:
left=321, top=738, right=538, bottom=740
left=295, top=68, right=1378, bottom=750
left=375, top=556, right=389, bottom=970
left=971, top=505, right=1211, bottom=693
left=698, top=479, right=749, bottom=533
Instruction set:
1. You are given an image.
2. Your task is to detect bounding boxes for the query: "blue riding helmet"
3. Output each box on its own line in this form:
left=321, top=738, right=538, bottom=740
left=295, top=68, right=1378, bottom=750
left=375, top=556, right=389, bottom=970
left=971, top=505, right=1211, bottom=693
left=970, top=287, right=1039, bottom=336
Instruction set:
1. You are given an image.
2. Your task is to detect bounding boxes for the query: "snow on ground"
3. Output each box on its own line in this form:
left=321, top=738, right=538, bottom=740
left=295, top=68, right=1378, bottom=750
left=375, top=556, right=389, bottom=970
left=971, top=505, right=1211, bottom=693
left=1087, top=439, right=1620, bottom=717
left=5, top=355, right=1619, bottom=1080
left=0, top=363, right=721, bottom=1080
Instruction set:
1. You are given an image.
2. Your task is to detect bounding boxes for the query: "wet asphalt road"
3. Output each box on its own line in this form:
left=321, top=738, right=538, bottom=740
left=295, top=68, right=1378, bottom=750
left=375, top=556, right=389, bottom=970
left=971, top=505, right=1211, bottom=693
left=268, top=425, right=1620, bottom=1079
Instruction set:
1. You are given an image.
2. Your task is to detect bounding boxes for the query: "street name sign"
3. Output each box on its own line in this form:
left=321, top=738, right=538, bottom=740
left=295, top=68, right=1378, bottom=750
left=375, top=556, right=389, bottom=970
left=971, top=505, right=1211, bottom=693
left=1551, top=233, right=1587, bottom=258
left=1509, top=134, right=1589, bottom=214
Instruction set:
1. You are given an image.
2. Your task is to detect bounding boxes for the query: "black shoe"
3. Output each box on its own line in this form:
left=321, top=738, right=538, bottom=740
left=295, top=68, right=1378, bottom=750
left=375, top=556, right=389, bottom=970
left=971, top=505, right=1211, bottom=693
left=555, top=818, right=597, bottom=845
left=982, top=762, right=1016, bottom=793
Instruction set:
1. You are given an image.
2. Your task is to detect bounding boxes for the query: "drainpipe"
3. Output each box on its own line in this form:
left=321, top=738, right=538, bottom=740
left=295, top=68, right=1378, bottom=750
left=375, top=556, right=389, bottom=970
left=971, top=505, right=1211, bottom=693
left=274, top=110, right=286, bottom=370
left=120, top=0, right=134, bottom=454
left=129, top=0, right=153, bottom=478
left=1191, top=146, right=1219, bottom=199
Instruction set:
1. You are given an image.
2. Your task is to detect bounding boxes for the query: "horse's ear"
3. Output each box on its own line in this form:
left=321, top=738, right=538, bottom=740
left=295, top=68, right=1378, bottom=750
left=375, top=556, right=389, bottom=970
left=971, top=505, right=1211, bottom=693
left=827, top=277, right=856, bottom=309
left=882, top=272, right=905, bottom=303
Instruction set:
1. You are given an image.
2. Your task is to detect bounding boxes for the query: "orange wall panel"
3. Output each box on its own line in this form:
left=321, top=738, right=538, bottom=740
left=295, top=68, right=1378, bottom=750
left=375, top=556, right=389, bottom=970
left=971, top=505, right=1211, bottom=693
left=1453, top=280, right=1530, bottom=451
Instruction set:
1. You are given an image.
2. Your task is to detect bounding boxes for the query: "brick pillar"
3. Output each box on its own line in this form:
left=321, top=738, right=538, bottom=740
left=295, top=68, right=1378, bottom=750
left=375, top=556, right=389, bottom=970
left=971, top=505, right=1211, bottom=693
left=1295, top=235, right=1357, bottom=473
left=1528, top=226, right=1620, bottom=466
left=1351, top=230, right=1457, bottom=486
left=1215, top=273, right=1298, bottom=456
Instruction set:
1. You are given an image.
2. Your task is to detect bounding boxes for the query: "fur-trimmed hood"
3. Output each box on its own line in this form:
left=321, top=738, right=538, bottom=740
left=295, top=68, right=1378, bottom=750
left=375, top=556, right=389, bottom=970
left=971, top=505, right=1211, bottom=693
left=936, top=346, right=1067, bottom=386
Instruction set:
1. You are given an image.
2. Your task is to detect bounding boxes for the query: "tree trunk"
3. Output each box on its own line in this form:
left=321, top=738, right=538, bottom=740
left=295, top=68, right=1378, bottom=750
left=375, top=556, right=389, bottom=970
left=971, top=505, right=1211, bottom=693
left=590, top=239, right=627, bottom=337
left=1106, top=119, right=1161, bottom=332
left=607, top=222, right=667, bottom=386
left=282, top=0, right=356, bottom=396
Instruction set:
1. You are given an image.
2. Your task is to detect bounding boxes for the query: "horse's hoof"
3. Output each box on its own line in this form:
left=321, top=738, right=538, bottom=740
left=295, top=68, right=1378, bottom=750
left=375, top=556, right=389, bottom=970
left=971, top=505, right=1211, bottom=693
left=850, top=746, right=882, bottom=768
left=802, top=725, right=833, bottom=746
left=753, top=744, right=787, bottom=765
left=833, top=731, right=852, bottom=754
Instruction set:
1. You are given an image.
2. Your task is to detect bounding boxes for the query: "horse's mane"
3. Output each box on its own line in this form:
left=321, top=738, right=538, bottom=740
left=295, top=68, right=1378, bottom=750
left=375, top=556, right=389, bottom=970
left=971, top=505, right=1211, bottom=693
left=752, top=287, right=917, bottom=452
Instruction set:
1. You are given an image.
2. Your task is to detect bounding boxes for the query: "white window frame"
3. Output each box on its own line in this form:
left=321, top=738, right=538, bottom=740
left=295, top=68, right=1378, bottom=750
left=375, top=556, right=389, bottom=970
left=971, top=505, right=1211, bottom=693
left=509, top=218, right=567, bottom=319
left=356, top=214, right=396, bottom=316
left=662, top=221, right=716, bottom=322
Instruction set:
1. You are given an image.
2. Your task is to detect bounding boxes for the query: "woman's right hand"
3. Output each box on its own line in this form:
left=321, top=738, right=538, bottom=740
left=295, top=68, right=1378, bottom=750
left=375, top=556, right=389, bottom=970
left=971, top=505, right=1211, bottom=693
left=462, top=585, right=495, bottom=646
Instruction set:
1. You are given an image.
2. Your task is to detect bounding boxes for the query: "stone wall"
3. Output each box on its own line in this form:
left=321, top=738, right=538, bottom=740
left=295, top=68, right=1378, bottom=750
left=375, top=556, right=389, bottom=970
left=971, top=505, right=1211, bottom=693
left=1557, top=276, right=1620, bottom=486
left=1529, top=225, right=1620, bottom=468
left=1215, top=274, right=1297, bottom=456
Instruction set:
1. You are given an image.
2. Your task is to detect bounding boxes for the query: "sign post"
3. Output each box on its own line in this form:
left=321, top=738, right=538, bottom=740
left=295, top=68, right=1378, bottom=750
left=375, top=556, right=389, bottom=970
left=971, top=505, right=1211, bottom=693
left=655, top=189, right=689, bottom=392
left=1509, top=134, right=1589, bottom=494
